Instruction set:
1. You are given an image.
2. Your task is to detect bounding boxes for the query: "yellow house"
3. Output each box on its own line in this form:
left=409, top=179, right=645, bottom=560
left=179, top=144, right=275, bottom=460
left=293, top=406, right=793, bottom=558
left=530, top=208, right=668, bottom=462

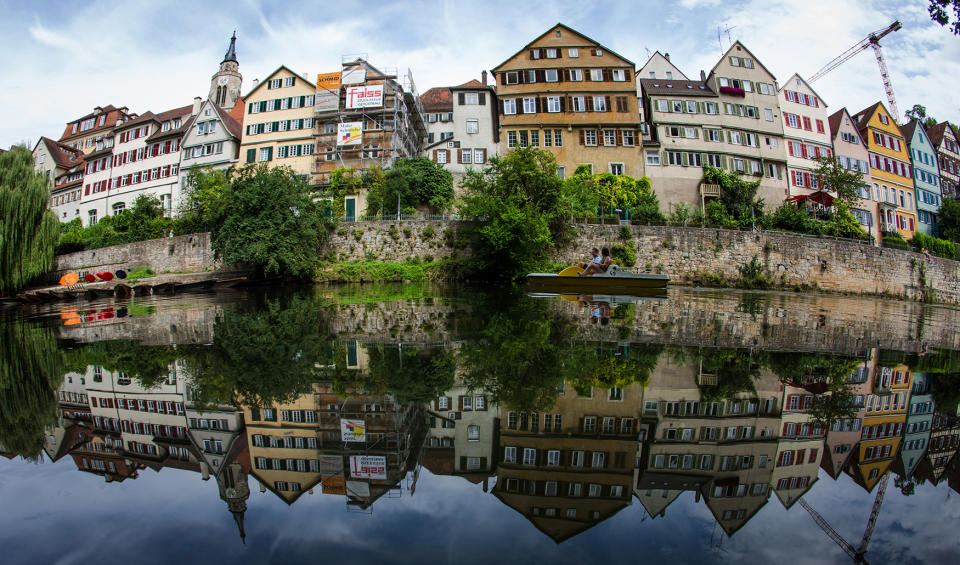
left=849, top=365, right=911, bottom=491
left=853, top=102, right=917, bottom=238
left=239, top=66, right=318, bottom=181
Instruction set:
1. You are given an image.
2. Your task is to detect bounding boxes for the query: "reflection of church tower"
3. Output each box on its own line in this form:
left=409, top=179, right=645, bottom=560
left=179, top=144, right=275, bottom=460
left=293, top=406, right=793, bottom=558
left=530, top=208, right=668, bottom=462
left=209, top=32, right=242, bottom=110
left=218, top=461, right=250, bottom=543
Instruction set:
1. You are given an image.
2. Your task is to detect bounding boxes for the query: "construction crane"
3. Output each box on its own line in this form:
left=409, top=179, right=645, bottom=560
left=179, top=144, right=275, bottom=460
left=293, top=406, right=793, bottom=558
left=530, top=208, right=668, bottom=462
left=808, top=21, right=903, bottom=123
left=799, top=472, right=890, bottom=564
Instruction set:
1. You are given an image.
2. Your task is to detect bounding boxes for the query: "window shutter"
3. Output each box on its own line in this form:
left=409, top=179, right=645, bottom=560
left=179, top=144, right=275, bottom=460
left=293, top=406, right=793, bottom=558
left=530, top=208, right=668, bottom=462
left=585, top=70, right=592, bottom=82
left=605, top=96, right=611, bottom=112
left=445, top=150, right=450, bottom=162
left=662, top=150, right=668, bottom=164
left=517, top=101, right=524, bottom=115
left=478, top=92, right=486, bottom=105
left=481, top=149, right=487, bottom=161
left=559, top=97, right=566, bottom=112
left=499, top=100, right=504, bottom=114
left=432, top=150, right=437, bottom=162
left=604, top=69, right=612, bottom=81
left=246, top=148, right=255, bottom=163
left=616, top=130, right=622, bottom=145
left=586, top=97, right=594, bottom=112
left=681, top=152, right=689, bottom=166
left=458, top=93, right=465, bottom=105
left=535, top=97, right=542, bottom=113
left=579, top=130, right=585, bottom=145
left=266, top=146, right=273, bottom=161
left=457, top=149, right=462, bottom=164
left=537, top=69, right=546, bottom=82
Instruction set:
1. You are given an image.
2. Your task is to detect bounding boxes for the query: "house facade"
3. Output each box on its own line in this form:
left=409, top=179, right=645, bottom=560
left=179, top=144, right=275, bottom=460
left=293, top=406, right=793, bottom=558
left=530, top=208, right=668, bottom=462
left=58, top=105, right=133, bottom=154
left=238, top=66, right=317, bottom=179
left=492, top=24, right=643, bottom=180
left=179, top=97, right=244, bottom=179
left=828, top=108, right=878, bottom=240
left=927, top=122, right=960, bottom=200
left=420, top=79, right=498, bottom=186
left=854, top=102, right=917, bottom=238
left=778, top=74, right=832, bottom=199
left=902, top=119, right=942, bottom=235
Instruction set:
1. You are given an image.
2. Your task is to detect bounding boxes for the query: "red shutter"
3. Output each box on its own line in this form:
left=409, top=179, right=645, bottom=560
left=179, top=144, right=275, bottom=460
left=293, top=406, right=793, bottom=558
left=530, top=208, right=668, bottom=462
left=788, top=143, right=794, bottom=156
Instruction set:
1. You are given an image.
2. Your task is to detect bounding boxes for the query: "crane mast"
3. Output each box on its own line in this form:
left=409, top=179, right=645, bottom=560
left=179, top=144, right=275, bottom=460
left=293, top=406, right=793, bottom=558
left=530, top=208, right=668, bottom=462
left=799, top=472, right=890, bottom=564
left=808, top=21, right=903, bottom=123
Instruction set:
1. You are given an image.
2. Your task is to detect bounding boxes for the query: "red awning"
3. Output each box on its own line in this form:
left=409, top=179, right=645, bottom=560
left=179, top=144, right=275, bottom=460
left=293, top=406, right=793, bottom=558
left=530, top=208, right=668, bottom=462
left=786, top=192, right=834, bottom=206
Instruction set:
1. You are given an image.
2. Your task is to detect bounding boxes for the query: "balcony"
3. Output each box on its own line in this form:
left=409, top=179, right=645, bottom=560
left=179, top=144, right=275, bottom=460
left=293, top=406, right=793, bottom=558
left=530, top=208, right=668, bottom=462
left=719, top=86, right=745, bottom=97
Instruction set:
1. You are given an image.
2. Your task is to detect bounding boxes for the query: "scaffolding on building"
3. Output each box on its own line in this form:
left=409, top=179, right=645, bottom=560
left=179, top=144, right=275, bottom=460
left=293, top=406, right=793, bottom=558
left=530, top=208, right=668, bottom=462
left=313, top=55, right=426, bottom=193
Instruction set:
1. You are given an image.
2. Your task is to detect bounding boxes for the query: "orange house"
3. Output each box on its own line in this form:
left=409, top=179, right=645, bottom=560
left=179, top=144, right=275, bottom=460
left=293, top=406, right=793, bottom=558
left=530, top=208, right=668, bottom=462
left=853, top=102, right=917, bottom=238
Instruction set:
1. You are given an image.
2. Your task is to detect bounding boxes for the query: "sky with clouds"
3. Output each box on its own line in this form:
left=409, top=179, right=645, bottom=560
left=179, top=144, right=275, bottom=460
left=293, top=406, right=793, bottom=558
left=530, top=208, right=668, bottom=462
left=0, top=0, right=957, bottom=149
left=2, top=451, right=960, bottom=564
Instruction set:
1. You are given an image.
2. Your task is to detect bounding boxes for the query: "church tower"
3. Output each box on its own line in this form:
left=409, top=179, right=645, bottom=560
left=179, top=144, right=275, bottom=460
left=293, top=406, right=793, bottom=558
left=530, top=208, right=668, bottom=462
left=209, top=32, right=242, bottom=110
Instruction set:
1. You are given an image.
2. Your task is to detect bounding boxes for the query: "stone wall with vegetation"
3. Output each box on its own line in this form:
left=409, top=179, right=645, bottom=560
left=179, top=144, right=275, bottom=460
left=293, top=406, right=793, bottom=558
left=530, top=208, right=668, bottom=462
left=323, top=220, right=471, bottom=263
left=52, top=232, right=217, bottom=278
left=559, top=224, right=960, bottom=303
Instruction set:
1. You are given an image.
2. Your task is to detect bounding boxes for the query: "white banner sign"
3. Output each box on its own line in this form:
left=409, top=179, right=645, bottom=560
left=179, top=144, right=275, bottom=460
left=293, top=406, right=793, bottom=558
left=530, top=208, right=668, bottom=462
left=341, top=68, right=367, bottom=85
left=314, top=91, right=339, bottom=112
left=340, top=418, right=366, bottom=442
left=337, top=122, right=363, bottom=146
left=345, top=85, right=384, bottom=109
left=349, top=455, right=387, bottom=480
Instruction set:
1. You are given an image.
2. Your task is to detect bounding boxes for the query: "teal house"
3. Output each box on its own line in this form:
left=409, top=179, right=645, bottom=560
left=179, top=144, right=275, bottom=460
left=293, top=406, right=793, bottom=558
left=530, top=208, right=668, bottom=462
left=902, top=119, right=942, bottom=235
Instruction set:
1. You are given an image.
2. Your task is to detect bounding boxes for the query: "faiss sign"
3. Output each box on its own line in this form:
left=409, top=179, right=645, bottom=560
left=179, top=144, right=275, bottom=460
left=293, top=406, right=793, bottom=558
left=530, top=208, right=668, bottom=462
left=349, top=455, right=387, bottom=480
left=345, top=85, right=384, bottom=109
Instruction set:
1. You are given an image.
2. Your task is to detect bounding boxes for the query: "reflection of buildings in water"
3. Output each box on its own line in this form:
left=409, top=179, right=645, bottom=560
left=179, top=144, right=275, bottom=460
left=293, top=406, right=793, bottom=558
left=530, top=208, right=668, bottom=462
left=847, top=362, right=911, bottom=492
left=771, top=383, right=824, bottom=509
left=423, top=384, right=496, bottom=485
left=44, top=364, right=251, bottom=539
left=493, top=381, right=642, bottom=543
left=245, top=382, right=427, bottom=511
left=638, top=357, right=781, bottom=536
left=821, top=357, right=873, bottom=479
left=895, top=373, right=934, bottom=482
left=917, top=410, right=960, bottom=485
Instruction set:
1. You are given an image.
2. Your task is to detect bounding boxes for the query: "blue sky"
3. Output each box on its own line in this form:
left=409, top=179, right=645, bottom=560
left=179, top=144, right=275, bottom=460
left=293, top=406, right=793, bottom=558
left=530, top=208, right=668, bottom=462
left=0, top=0, right=957, bottom=148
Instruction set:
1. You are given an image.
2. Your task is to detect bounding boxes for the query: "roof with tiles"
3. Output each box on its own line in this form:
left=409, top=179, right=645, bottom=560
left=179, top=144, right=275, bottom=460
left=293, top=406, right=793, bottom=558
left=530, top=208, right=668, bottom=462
left=450, top=79, right=491, bottom=90
left=420, top=87, right=452, bottom=112
left=58, top=105, right=128, bottom=141
left=638, top=78, right=717, bottom=97
left=926, top=121, right=957, bottom=147
left=40, top=136, right=83, bottom=169
left=852, top=101, right=884, bottom=132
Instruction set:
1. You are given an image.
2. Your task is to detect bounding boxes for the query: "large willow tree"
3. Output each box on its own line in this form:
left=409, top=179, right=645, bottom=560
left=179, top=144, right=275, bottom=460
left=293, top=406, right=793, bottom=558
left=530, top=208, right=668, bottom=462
left=0, top=146, right=59, bottom=293
left=0, top=317, right=66, bottom=458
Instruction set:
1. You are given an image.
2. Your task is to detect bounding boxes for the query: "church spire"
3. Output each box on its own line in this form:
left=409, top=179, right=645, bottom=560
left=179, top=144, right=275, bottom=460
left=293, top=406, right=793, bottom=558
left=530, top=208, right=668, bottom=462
left=222, top=31, right=238, bottom=64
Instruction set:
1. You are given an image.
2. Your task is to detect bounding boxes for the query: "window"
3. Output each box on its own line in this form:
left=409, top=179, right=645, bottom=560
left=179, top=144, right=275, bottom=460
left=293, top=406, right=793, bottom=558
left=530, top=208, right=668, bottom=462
left=547, top=450, right=560, bottom=466
left=507, top=131, right=517, bottom=148
left=705, top=102, right=718, bottom=114
left=437, top=150, right=447, bottom=164
left=545, top=69, right=559, bottom=82
left=612, top=69, right=626, bottom=81
left=646, top=150, right=661, bottom=166
left=523, top=97, right=537, bottom=114
left=572, top=96, right=586, bottom=112
left=568, top=48, right=579, bottom=58
left=467, top=425, right=480, bottom=441
left=592, top=451, right=605, bottom=468
left=590, top=69, right=603, bottom=81
left=622, top=129, right=635, bottom=146
left=603, top=129, right=616, bottom=146
left=503, top=99, right=516, bottom=115
left=504, top=446, right=516, bottom=463
left=569, top=69, right=583, bottom=81
left=584, top=130, right=598, bottom=146
left=593, top=96, right=607, bottom=112
left=474, top=149, right=485, bottom=164
left=656, top=99, right=669, bottom=113
left=584, top=416, right=597, bottom=433
left=547, top=96, right=561, bottom=113
left=258, top=147, right=271, bottom=162
left=523, top=448, right=536, bottom=466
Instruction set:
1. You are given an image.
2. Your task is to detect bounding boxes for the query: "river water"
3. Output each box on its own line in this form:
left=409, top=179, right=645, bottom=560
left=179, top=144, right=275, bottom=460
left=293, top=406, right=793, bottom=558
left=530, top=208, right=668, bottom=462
left=1, top=284, right=959, bottom=564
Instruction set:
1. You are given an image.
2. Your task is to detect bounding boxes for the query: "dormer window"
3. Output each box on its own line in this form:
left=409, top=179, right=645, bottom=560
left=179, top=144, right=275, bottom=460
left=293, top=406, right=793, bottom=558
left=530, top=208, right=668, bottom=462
left=161, top=121, right=171, bottom=132
left=174, top=118, right=181, bottom=128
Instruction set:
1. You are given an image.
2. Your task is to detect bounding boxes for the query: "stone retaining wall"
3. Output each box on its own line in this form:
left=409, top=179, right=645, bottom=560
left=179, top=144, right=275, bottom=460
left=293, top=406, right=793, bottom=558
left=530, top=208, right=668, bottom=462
left=52, top=233, right=218, bottom=280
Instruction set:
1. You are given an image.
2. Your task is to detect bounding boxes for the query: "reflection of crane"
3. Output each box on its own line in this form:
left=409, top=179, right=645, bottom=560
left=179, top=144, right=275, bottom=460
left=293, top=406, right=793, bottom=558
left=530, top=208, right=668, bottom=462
left=799, top=472, right=889, bottom=564
left=809, top=21, right=902, bottom=123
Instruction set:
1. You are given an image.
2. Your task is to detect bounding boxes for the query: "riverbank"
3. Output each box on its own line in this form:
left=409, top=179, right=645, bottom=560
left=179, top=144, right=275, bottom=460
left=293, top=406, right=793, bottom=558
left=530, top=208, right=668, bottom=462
left=43, top=222, right=960, bottom=305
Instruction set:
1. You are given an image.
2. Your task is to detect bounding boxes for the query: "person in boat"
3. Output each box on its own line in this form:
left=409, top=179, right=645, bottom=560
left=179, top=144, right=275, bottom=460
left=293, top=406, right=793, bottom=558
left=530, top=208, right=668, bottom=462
left=579, top=248, right=602, bottom=270
left=580, top=247, right=612, bottom=276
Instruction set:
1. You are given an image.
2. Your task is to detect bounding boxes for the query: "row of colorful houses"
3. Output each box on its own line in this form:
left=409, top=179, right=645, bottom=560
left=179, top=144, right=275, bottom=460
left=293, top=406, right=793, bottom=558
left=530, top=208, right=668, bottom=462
left=32, top=25, right=960, bottom=241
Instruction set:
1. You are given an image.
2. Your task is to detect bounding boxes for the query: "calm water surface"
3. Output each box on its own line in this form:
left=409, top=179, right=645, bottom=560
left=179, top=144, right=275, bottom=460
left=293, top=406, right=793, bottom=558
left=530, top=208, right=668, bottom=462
left=2, top=284, right=960, bottom=564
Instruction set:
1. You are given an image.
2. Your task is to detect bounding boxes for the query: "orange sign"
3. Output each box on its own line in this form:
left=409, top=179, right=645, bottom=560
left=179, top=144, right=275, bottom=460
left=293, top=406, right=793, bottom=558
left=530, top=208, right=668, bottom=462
left=317, top=72, right=340, bottom=92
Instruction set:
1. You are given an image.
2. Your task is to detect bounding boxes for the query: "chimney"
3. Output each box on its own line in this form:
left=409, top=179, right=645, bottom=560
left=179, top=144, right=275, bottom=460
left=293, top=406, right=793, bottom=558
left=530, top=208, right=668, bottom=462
left=700, top=70, right=706, bottom=81
left=481, top=70, right=487, bottom=86
left=192, top=96, right=202, bottom=116
left=252, top=78, right=259, bottom=88
left=664, top=53, right=670, bottom=62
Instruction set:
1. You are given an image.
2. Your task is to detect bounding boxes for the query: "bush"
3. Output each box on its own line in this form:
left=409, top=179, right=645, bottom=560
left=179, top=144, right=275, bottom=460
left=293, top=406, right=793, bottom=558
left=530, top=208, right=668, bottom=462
left=738, top=255, right=773, bottom=288
left=611, top=240, right=636, bottom=268
left=668, top=203, right=692, bottom=226
left=882, top=232, right=910, bottom=251
left=911, top=231, right=959, bottom=259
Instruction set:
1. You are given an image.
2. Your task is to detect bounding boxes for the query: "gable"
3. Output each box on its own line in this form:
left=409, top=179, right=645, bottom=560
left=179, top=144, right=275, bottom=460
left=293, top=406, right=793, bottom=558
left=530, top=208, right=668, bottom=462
left=637, top=51, right=689, bottom=80
left=711, top=41, right=777, bottom=82
left=244, top=65, right=315, bottom=100
left=779, top=73, right=827, bottom=107
left=492, top=23, right=634, bottom=73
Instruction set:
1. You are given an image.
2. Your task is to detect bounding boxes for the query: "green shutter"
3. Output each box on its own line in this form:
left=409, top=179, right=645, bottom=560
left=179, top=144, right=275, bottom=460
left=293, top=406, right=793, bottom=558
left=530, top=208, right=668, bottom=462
left=246, top=148, right=256, bottom=163
left=662, top=151, right=668, bottom=165
left=721, top=155, right=728, bottom=169
left=266, top=147, right=273, bottom=161
left=694, top=128, right=700, bottom=139
left=681, top=152, right=689, bottom=167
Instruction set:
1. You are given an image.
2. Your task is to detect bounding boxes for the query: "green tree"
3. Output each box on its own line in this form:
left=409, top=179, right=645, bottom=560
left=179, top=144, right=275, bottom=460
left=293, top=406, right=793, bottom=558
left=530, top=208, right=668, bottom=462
left=458, top=148, right=570, bottom=279
left=938, top=197, right=960, bottom=243
left=212, top=164, right=327, bottom=279
left=905, top=104, right=939, bottom=129
left=563, top=169, right=664, bottom=223
left=701, top=166, right=765, bottom=229
left=0, top=146, right=59, bottom=293
left=366, top=158, right=454, bottom=216
left=929, top=0, right=960, bottom=34
left=0, top=317, right=66, bottom=458
left=177, top=166, right=231, bottom=233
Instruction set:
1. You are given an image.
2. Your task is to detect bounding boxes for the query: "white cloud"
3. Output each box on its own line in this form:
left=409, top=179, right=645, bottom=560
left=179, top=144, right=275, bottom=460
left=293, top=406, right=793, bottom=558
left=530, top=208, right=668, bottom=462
left=1, top=0, right=957, bottom=149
